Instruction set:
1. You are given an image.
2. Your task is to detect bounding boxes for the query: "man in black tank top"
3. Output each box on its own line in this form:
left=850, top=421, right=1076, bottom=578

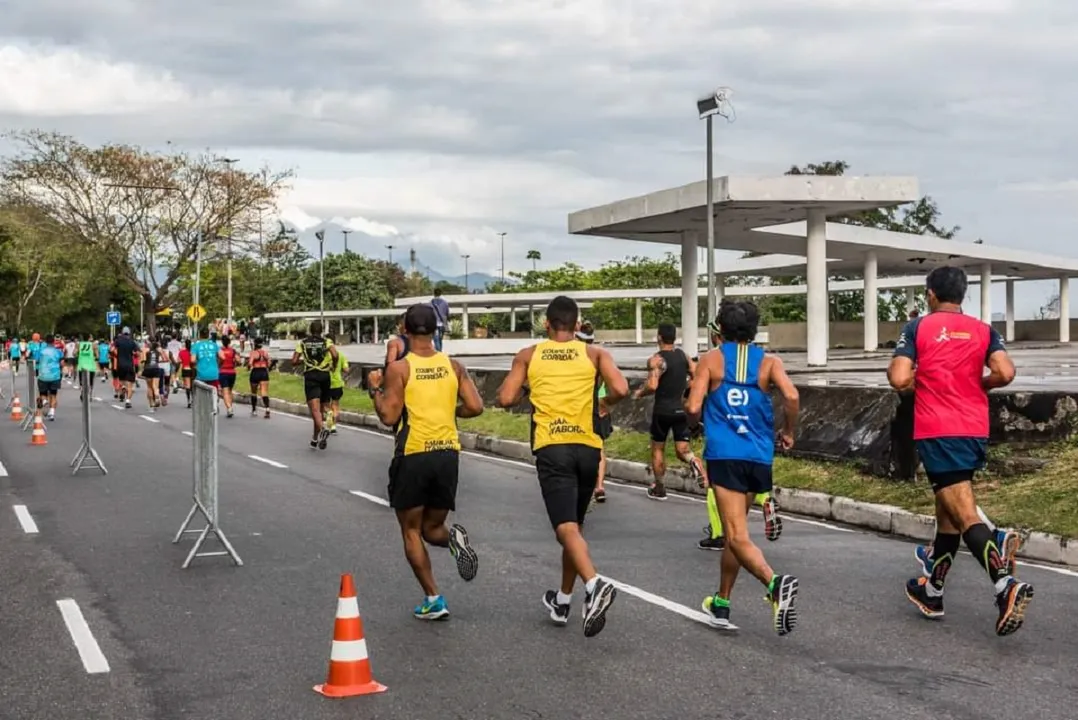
left=384, top=314, right=410, bottom=368
left=632, top=323, right=705, bottom=501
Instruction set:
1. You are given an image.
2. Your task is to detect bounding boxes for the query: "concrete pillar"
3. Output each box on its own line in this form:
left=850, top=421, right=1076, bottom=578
left=906, top=287, right=917, bottom=317
left=863, top=251, right=878, bottom=352
left=1060, top=276, right=1070, bottom=343
left=680, top=232, right=699, bottom=354
left=978, top=264, right=991, bottom=322
left=528, top=304, right=534, bottom=338
left=510, top=307, right=516, bottom=332
left=805, top=209, right=828, bottom=366
left=1005, top=281, right=1015, bottom=343
left=634, top=299, right=643, bottom=344
left=373, top=316, right=379, bottom=344
left=714, top=276, right=725, bottom=313
left=462, top=305, right=470, bottom=338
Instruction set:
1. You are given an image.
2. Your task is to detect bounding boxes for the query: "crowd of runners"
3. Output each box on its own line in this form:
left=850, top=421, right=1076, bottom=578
left=358, top=264, right=1034, bottom=641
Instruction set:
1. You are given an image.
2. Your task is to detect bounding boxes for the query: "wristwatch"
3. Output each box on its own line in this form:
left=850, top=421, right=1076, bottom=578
left=368, top=385, right=383, bottom=398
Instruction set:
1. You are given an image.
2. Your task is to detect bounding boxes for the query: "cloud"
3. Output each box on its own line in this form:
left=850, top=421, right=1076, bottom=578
left=3, top=0, right=1078, bottom=316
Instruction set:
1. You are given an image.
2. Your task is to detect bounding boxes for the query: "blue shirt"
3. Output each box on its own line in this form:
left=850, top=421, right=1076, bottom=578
left=9, top=343, right=18, bottom=358
left=702, top=342, right=774, bottom=465
left=192, top=339, right=219, bottom=381
left=431, top=297, right=449, bottom=329
left=37, top=346, right=63, bottom=382
left=27, top=341, right=43, bottom=362
left=98, top=343, right=110, bottom=364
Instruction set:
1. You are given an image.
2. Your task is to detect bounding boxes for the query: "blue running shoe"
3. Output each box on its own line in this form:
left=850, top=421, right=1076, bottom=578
left=414, top=595, right=450, bottom=621
left=915, top=544, right=934, bottom=577
left=995, top=529, right=1022, bottom=576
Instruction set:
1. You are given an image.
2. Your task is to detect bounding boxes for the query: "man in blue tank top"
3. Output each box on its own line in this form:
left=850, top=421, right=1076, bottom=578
left=686, top=300, right=801, bottom=635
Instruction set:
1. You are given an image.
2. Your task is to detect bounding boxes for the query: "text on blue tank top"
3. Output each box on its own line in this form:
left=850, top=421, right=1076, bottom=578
left=702, top=343, right=774, bottom=464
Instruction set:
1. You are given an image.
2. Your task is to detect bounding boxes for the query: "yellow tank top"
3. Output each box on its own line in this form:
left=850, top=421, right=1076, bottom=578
left=396, top=352, right=461, bottom=456
left=527, top=339, right=602, bottom=451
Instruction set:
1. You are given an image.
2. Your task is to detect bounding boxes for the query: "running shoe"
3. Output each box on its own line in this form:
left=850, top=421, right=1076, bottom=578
left=698, top=536, right=725, bottom=551
left=594, top=488, right=606, bottom=504
left=264, top=410, right=271, bottom=419
left=448, top=524, right=478, bottom=581
left=995, top=578, right=1034, bottom=637
left=905, top=576, right=944, bottom=618
left=766, top=574, right=799, bottom=635
left=997, top=529, right=1023, bottom=576
left=542, top=590, right=570, bottom=626
left=317, top=427, right=329, bottom=450
left=413, top=595, right=450, bottom=621
left=647, top=483, right=668, bottom=501
left=582, top=578, right=617, bottom=638
left=689, top=461, right=706, bottom=489
left=309, top=439, right=318, bottom=450
left=762, top=496, right=783, bottom=541
left=915, top=544, right=934, bottom=577
left=701, top=595, right=738, bottom=631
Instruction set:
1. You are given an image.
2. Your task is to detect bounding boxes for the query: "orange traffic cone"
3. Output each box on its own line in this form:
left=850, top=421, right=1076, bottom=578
left=30, top=410, right=47, bottom=446
left=313, top=574, right=387, bottom=698
left=10, top=395, right=22, bottom=421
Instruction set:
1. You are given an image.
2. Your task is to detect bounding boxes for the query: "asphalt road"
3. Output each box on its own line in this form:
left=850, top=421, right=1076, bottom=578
left=1, top=374, right=1077, bottom=720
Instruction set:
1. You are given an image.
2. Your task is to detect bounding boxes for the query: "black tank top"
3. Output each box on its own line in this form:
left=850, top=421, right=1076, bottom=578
left=654, top=348, right=689, bottom=415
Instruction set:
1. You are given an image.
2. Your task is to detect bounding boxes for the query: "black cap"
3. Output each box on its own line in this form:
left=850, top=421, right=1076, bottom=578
left=405, top=304, right=437, bottom=336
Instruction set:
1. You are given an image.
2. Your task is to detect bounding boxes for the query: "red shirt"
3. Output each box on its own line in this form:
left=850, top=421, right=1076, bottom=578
left=179, top=348, right=192, bottom=369
left=220, top=347, right=237, bottom=374
left=895, top=310, right=1004, bottom=440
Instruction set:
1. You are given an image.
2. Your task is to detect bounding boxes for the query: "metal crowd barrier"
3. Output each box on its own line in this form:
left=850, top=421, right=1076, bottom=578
left=172, top=380, right=243, bottom=569
left=71, top=370, right=107, bottom=475
left=21, top=360, right=37, bottom=431
left=3, top=359, right=13, bottom=411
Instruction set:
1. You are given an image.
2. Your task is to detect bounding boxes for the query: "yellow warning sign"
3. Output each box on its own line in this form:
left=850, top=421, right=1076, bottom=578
left=186, top=304, right=207, bottom=323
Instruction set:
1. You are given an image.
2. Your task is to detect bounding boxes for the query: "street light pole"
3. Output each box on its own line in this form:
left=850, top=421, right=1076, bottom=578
left=462, top=254, right=471, bottom=293
left=342, top=229, right=352, bottom=254
left=497, top=232, right=506, bottom=282
left=316, top=230, right=326, bottom=324
left=696, top=87, right=732, bottom=326
left=386, top=245, right=395, bottom=264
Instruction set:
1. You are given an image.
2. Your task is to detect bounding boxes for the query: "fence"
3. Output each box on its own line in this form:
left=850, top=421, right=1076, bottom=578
left=172, top=380, right=243, bottom=569
left=2, top=359, right=12, bottom=411
left=21, top=360, right=37, bottom=431
left=70, top=370, right=107, bottom=475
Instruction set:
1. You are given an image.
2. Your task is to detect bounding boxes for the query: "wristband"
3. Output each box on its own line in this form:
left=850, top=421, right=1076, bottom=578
left=368, top=385, right=383, bottom=398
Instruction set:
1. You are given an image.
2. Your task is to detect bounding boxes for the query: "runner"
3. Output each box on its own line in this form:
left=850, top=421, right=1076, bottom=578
left=167, top=334, right=183, bottom=394
left=191, top=328, right=221, bottom=403
left=686, top=300, right=801, bottom=634
left=367, top=304, right=484, bottom=620
left=246, top=338, right=271, bottom=418
left=290, top=320, right=339, bottom=450
left=9, top=336, right=20, bottom=376
left=218, top=335, right=238, bottom=418
left=327, top=343, right=347, bottom=433
left=63, top=336, right=77, bottom=381
left=575, top=322, right=611, bottom=508
left=76, top=334, right=97, bottom=390
left=631, top=323, right=706, bottom=502
left=496, top=295, right=628, bottom=637
left=158, top=335, right=173, bottom=407
left=36, top=335, right=64, bottom=420
left=97, top=338, right=111, bottom=381
left=141, top=340, right=163, bottom=411
left=385, top=314, right=409, bottom=366
left=179, top=339, right=195, bottom=408
left=112, top=327, right=139, bottom=409
left=888, top=265, right=1033, bottom=636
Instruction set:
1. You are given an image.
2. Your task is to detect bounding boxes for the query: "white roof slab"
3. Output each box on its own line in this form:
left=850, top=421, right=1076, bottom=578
left=568, top=175, right=920, bottom=246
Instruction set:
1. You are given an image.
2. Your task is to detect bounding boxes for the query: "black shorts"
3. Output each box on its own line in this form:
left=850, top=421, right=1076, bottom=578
left=329, top=387, right=344, bottom=401
left=115, top=366, right=136, bottom=383
left=219, top=373, right=236, bottom=390
left=534, top=444, right=602, bottom=528
left=181, top=368, right=194, bottom=379
left=303, top=370, right=332, bottom=403
left=650, top=412, right=691, bottom=443
left=707, top=459, right=773, bottom=495
left=387, top=450, right=459, bottom=511
left=596, top=414, right=613, bottom=440
left=249, top=368, right=270, bottom=386
left=916, top=437, right=987, bottom=493
left=142, top=367, right=162, bottom=380
left=37, top=379, right=61, bottom=396
left=98, top=362, right=109, bottom=371
left=64, top=358, right=76, bottom=367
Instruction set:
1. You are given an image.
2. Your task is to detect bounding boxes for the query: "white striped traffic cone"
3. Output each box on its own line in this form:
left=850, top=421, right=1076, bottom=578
left=313, top=574, right=387, bottom=698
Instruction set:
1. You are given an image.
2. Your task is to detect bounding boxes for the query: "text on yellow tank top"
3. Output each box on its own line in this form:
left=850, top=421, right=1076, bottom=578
left=397, top=352, right=461, bottom=455
left=527, top=339, right=602, bottom=451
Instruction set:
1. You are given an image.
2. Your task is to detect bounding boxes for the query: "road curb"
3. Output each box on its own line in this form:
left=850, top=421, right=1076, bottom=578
left=252, top=395, right=1077, bottom=568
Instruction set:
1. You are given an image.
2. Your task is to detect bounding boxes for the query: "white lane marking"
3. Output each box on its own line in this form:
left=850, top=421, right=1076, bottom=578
left=93, top=397, right=103, bottom=402
left=56, top=599, right=110, bottom=674
left=13, top=505, right=39, bottom=534
left=0, top=460, right=8, bottom=477
left=138, top=415, right=160, bottom=423
left=350, top=490, right=390, bottom=507
left=248, top=454, right=288, bottom=469
left=111, top=404, right=124, bottom=410
left=604, top=577, right=716, bottom=628
left=182, top=431, right=194, bottom=437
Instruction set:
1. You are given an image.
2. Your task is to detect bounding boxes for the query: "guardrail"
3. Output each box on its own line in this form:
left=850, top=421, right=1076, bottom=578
left=71, top=370, right=107, bottom=475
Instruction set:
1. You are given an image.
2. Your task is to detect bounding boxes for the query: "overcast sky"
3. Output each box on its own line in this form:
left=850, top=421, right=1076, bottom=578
left=2, top=0, right=1076, bottom=317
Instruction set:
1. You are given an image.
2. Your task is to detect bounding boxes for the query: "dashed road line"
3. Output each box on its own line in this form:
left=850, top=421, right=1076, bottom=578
left=0, top=460, right=8, bottom=477
left=182, top=430, right=194, bottom=437
left=248, top=454, right=287, bottom=469
left=13, top=504, right=39, bottom=534
left=111, top=404, right=124, bottom=411
left=56, top=599, right=110, bottom=674
left=349, top=490, right=390, bottom=507
left=138, top=415, right=160, bottom=423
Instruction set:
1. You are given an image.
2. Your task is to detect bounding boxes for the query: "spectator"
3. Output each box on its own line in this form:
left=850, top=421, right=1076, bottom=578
left=431, top=288, right=450, bottom=351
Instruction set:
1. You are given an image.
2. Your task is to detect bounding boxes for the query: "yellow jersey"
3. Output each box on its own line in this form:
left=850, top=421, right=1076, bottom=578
left=527, top=340, right=602, bottom=451
left=395, top=352, right=461, bottom=456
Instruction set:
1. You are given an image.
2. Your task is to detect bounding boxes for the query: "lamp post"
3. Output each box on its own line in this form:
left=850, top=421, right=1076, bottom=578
left=217, top=157, right=239, bottom=326
left=462, top=254, right=471, bottom=293
left=386, top=245, right=395, bottom=264
left=696, top=87, right=732, bottom=325
left=497, top=232, right=506, bottom=283
left=315, top=229, right=326, bottom=324
left=342, top=228, right=352, bottom=254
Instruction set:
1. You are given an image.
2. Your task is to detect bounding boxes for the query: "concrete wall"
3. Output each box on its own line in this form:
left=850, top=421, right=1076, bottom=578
left=990, top=319, right=1078, bottom=342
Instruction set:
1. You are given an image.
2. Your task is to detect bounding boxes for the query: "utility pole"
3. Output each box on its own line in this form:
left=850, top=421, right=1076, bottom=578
left=316, top=230, right=326, bottom=324
left=386, top=245, right=395, bottom=264
left=462, top=254, right=471, bottom=293
left=497, top=232, right=507, bottom=283
left=409, top=248, right=417, bottom=276
left=342, top=229, right=352, bottom=254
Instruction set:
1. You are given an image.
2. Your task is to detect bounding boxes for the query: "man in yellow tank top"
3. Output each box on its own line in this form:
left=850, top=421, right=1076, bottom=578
left=497, top=296, right=628, bottom=638
left=368, top=305, right=485, bottom=621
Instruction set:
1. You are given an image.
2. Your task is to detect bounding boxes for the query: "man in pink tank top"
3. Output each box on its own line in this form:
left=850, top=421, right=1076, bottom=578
left=888, top=266, right=1033, bottom=637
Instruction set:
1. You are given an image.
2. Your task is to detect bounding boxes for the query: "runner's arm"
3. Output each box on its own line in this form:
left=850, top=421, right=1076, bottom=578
left=496, top=347, right=533, bottom=408
left=452, top=360, right=484, bottom=418
left=632, top=354, right=664, bottom=399
left=593, top=346, right=628, bottom=408
left=887, top=319, right=918, bottom=392
left=684, top=351, right=719, bottom=420
left=383, top=338, right=401, bottom=367
left=983, top=328, right=1015, bottom=389
left=765, top=355, right=799, bottom=439
left=371, top=360, right=405, bottom=426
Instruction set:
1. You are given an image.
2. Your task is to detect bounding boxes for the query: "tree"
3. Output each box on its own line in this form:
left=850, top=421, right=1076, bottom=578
left=0, top=130, right=291, bottom=332
left=526, top=249, right=541, bottom=270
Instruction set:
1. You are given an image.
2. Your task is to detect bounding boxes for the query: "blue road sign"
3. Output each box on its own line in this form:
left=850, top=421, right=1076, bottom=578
left=106, top=311, right=122, bottom=326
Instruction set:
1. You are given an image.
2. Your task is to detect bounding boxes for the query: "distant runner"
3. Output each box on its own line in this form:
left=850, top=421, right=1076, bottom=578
left=179, top=339, right=195, bottom=408
left=36, top=335, right=64, bottom=421
left=246, top=338, right=272, bottom=419
left=9, top=337, right=20, bottom=375
left=191, top=327, right=221, bottom=395
left=368, top=304, right=484, bottom=620
left=218, top=335, right=238, bottom=418
left=97, top=339, right=111, bottom=381
left=290, top=320, right=339, bottom=450
left=327, top=344, right=347, bottom=433
left=76, top=334, right=97, bottom=389
left=112, top=328, right=140, bottom=409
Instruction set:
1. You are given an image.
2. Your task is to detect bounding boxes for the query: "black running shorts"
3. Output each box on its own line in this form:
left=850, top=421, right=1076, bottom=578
left=534, top=444, right=601, bottom=529
left=249, top=368, right=269, bottom=386
left=37, top=379, right=61, bottom=396
left=329, top=387, right=344, bottom=401
left=115, top=365, right=136, bottom=383
left=303, top=370, right=331, bottom=403
left=218, top=373, right=236, bottom=390
left=707, top=459, right=773, bottom=495
left=387, top=450, right=459, bottom=511
left=650, top=412, right=691, bottom=443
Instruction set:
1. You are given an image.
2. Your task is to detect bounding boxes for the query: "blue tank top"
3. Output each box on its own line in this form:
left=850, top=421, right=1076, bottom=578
left=702, top=342, right=774, bottom=465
